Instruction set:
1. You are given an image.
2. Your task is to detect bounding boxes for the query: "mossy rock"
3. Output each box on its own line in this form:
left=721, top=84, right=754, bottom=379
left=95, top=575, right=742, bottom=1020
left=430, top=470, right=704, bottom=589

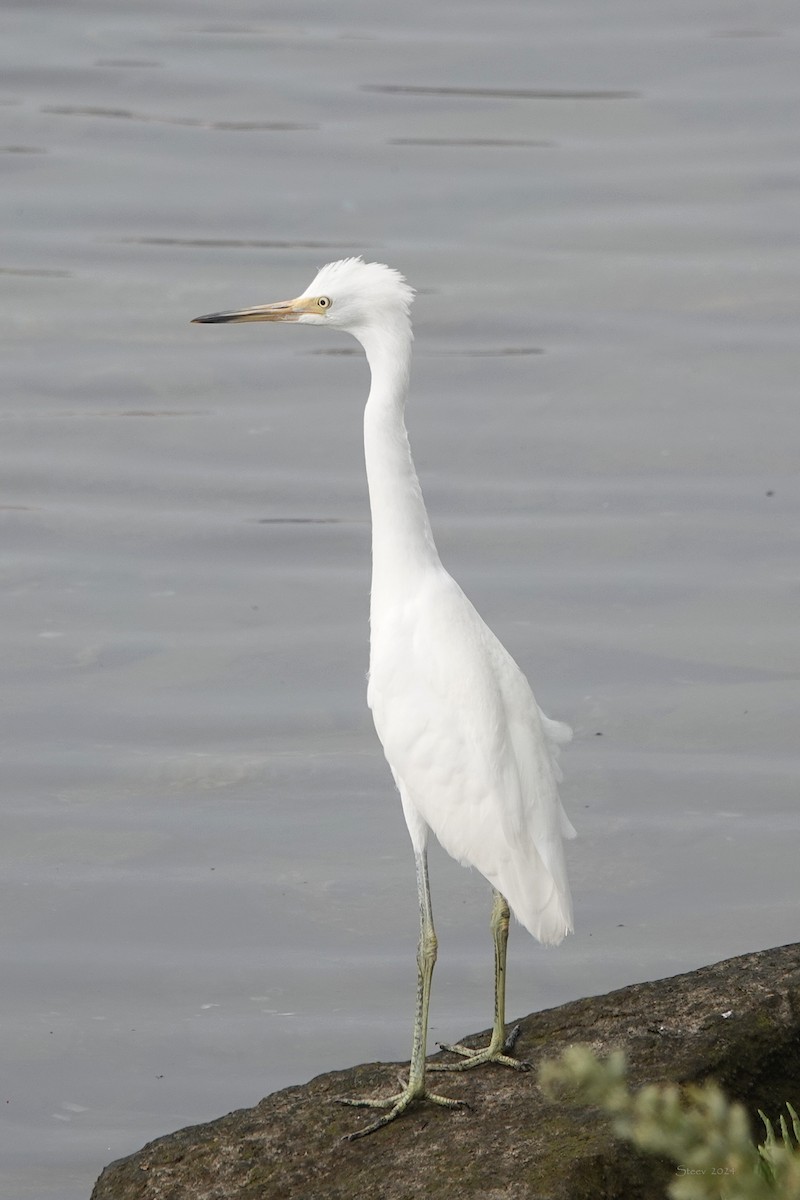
left=92, top=942, right=800, bottom=1200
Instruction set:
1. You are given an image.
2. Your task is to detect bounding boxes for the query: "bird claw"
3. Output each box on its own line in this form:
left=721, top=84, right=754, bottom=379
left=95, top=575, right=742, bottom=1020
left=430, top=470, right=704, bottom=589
left=502, top=1022, right=523, bottom=1055
left=429, top=1025, right=531, bottom=1073
left=336, top=1083, right=468, bottom=1140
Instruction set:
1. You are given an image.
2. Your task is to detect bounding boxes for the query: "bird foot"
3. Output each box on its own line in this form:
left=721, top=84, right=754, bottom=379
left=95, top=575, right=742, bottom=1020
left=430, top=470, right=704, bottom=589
left=336, top=1077, right=468, bottom=1140
left=429, top=1023, right=531, bottom=1073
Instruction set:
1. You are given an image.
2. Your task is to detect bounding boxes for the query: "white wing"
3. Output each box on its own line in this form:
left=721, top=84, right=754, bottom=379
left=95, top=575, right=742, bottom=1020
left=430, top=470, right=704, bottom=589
left=368, top=567, right=574, bottom=946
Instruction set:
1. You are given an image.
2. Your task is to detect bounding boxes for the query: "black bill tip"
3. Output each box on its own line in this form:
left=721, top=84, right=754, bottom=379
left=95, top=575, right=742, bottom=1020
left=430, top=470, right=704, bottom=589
left=191, top=311, right=239, bottom=324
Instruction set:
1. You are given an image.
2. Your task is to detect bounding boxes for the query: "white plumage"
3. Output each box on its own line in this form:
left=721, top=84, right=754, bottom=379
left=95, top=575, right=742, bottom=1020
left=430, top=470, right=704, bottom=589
left=368, top=569, right=575, bottom=944
left=192, top=257, right=575, bottom=1138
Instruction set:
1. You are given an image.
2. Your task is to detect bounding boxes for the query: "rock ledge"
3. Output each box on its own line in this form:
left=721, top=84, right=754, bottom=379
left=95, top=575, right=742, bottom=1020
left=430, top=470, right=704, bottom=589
left=92, top=942, right=800, bottom=1200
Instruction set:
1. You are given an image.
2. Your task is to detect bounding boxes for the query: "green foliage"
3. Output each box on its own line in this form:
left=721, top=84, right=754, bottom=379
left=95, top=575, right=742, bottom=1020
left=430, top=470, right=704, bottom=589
left=538, top=1045, right=800, bottom=1200
left=758, top=1104, right=800, bottom=1187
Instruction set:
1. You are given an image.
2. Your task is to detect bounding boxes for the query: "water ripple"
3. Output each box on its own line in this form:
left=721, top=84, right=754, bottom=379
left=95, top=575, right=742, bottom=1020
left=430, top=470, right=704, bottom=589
left=434, top=347, right=544, bottom=357
left=93, top=58, right=163, bottom=68
left=117, top=237, right=364, bottom=250
left=0, top=266, right=70, bottom=277
left=364, top=84, right=639, bottom=100
left=41, top=106, right=313, bottom=131
left=390, top=137, right=555, bottom=147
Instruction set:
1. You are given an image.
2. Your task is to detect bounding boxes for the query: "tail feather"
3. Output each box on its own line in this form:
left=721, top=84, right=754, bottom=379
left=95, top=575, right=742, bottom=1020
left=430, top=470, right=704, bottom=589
left=488, top=835, right=573, bottom=947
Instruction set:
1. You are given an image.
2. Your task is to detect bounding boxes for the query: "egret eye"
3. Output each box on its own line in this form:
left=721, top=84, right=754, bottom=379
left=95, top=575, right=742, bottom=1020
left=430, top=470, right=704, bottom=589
left=317, top=296, right=331, bottom=310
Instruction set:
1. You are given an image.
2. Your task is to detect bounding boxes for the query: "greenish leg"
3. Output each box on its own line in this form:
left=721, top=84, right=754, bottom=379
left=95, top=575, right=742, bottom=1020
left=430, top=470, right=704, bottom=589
left=429, top=890, right=531, bottom=1073
left=337, top=849, right=468, bottom=1139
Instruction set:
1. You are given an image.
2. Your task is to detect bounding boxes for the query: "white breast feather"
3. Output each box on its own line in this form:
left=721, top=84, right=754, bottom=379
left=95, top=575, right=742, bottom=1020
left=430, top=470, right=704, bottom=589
left=368, top=567, right=574, bottom=946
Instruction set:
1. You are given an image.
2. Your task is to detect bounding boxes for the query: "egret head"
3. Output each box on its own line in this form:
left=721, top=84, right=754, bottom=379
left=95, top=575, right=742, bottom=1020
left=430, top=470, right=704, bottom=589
left=192, top=257, right=414, bottom=345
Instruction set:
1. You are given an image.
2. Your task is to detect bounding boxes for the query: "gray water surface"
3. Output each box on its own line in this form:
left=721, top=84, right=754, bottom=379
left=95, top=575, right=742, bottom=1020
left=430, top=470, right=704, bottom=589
left=2, top=3, right=799, bottom=1197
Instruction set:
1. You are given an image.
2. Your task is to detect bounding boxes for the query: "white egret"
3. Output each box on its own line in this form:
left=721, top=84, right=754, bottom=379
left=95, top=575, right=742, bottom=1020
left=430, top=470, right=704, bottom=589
left=192, top=258, right=575, bottom=1139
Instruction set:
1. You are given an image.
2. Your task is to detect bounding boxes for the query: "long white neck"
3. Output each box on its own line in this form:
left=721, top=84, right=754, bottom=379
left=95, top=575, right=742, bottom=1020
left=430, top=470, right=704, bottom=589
left=358, top=322, right=440, bottom=620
